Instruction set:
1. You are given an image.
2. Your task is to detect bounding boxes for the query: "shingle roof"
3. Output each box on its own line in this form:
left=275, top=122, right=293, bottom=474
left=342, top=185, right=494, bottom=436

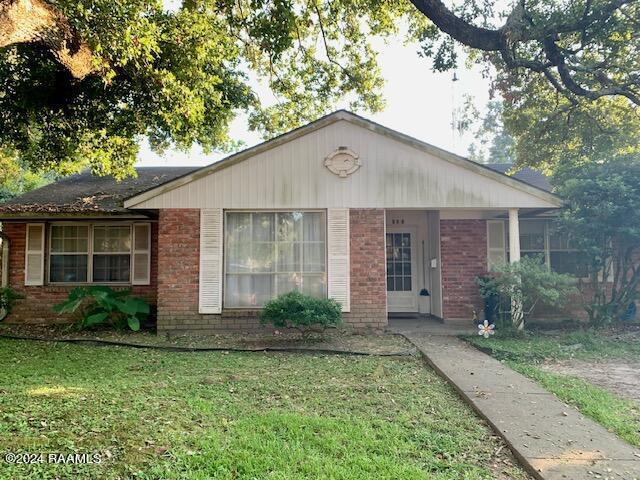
left=486, top=163, right=551, bottom=192
left=0, top=160, right=552, bottom=216
left=0, top=167, right=197, bottom=215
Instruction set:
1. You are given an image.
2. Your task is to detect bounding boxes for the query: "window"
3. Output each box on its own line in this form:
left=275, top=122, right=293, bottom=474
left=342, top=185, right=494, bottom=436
left=48, top=223, right=150, bottom=284
left=495, top=219, right=586, bottom=276
left=386, top=233, right=412, bottom=292
left=549, top=229, right=588, bottom=277
left=224, top=211, right=326, bottom=307
left=50, top=225, right=89, bottom=283
left=518, top=221, right=546, bottom=264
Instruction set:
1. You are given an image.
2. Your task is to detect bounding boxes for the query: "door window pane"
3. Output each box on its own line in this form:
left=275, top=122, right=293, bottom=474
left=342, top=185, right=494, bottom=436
left=386, top=232, right=413, bottom=292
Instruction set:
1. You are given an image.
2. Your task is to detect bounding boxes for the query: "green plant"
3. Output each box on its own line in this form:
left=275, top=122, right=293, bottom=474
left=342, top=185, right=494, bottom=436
left=260, top=291, right=342, bottom=337
left=486, top=256, right=578, bottom=329
left=0, top=287, right=24, bottom=320
left=53, top=286, right=149, bottom=331
left=554, top=158, right=640, bottom=327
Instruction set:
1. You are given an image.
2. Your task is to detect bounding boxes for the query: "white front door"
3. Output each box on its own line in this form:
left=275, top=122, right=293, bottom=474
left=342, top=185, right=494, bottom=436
left=386, top=229, right=418, bottom=312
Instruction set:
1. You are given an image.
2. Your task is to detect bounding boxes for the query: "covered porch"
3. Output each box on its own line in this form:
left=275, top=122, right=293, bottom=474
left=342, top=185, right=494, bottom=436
left=384, top=208, right=529, bottom=323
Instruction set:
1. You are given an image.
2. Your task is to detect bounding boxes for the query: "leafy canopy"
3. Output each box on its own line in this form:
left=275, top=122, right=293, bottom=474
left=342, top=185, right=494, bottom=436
left=553, top=157, right=640, bottom=326
left=1, top=0, right=639, bottom=178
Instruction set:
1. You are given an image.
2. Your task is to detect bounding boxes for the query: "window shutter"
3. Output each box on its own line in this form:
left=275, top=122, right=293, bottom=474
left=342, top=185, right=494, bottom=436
left=487, top=220, right=506, bottom=270
left=132, top=223, right=151, bottom=285
left=25, top=223, right=45, bottom=286
left=327, top=208, right=350, bottom=312
left=199, top=209, right=223, bottom=314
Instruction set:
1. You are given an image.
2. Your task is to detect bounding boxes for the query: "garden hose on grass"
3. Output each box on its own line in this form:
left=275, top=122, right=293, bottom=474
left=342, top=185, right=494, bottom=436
left=0, top=333, right=417, bottom=357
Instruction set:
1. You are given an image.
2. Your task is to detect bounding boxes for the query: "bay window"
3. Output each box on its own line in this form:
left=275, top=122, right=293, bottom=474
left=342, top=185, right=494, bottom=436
left=224, top=211, right=327, bottom=308
left=48, top=223, right=150, bottom=284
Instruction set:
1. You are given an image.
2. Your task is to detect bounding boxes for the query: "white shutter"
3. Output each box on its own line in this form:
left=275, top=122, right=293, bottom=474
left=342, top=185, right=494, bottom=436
left=487, top=220, right=506, bottom=270
left=132, top=223, right=151, bottom=285
left=25, top=223, right=45, bottom=286
left=327, top=208, right=350, bottom=312
left=199, top=209, right=223, bottom=314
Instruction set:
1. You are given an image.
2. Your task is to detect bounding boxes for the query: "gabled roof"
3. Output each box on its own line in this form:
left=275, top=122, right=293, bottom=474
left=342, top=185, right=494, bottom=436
left=0, top=167, right=197, bottom=216
left=486, top=164, right=551, bottom=192
left=124, top=110, right=561, bottom=208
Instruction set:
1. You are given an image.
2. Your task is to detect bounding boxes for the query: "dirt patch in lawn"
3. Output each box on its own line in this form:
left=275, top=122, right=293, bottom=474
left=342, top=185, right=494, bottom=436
left=541, top=358, right=640, bottom=403
left=0, top=323, right=414, bottom=356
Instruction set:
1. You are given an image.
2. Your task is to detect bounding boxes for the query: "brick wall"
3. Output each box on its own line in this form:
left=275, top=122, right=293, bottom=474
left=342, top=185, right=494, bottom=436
left=345, top=209, right=388, bottom=328
left=156, top=209, right=269, bottom=333
left=156, top=208, right=389, bottom=333
left=2, top=221, right=158, bottom=324
left=440, top=219, right=487, bottom=320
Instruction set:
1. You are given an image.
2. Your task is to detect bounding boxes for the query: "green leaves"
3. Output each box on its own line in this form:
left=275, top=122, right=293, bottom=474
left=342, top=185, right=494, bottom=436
left=52, top=286, right=150, bottom=331
left=260, top=291, right=342, bottom=335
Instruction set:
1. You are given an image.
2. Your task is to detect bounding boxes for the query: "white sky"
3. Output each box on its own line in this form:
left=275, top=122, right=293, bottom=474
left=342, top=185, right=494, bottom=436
left=136, top=38, right=492, bottom=167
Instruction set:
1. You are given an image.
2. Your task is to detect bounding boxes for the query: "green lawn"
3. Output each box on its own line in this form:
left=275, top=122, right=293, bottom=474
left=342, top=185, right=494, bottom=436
left=0, top=338, right=528, bottom=479
left=467, top=329, right=640, bottom=447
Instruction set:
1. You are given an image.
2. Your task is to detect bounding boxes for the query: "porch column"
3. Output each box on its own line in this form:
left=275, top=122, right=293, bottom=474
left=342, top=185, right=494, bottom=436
left=508, top=208, right=524, bottom=329
left=508, top=208, right=520, bottom=262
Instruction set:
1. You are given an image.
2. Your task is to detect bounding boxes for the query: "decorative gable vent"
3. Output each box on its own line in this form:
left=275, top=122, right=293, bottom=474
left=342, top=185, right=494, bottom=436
left=324, top=147, right=361, bottom=178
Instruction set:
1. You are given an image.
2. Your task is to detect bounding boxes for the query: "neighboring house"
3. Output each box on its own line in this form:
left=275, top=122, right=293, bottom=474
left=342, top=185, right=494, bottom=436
left=0, top=110, right=573, bottom=333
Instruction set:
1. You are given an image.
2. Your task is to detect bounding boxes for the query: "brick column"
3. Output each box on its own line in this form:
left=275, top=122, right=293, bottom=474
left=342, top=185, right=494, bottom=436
left=345, top=209, right=387, bottom=328
left=440, top=219, right=487, bottom=321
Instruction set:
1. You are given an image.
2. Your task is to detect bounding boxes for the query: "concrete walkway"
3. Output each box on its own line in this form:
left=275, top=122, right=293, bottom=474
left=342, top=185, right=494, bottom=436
left=389, top=318, right=640, bottom=480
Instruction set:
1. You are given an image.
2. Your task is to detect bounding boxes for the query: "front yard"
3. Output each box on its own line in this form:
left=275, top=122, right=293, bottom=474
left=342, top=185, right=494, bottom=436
left=0, top=337, right=530, bottom=479
left=467, top=327, right=640, bottom=447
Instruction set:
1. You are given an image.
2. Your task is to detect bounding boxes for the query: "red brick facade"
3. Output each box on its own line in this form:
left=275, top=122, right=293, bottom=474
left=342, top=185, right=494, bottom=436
left=156, top=208, right=389, bottom=333
left=2, top=212, right=497, bottom=331
left=440, top=219, right=488, bottom=320
left=2, top=221, right=158, bottom=324
left=345, top=209, right=388, bottom=327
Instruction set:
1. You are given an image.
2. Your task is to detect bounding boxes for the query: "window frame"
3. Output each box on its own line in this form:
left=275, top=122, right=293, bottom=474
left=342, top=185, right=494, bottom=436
left=47, top=222, right=147, bottom=285
left=223, top=209, right=328, bottom=309
left=495, top=218, right=587, bottom=279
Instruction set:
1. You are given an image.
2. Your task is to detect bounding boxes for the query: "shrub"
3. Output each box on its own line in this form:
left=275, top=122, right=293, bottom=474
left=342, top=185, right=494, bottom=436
left=54, top=286, right=150, bottom=331
left=0, top=287, right=23, bottom=321
left=479, top=256, right=578, bottom=329
left=260, top=291, right=342, bottom=336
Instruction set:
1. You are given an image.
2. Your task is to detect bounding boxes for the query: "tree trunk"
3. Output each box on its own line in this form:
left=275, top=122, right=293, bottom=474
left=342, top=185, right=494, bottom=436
left=0, top=0, right=95, bottom=79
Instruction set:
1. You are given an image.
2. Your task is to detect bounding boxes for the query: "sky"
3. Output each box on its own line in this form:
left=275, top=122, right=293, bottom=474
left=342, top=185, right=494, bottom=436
left=136, top=38, right=493, bottom=168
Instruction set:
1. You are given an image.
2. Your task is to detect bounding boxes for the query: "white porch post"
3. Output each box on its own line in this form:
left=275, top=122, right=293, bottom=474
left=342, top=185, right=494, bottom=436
left=508, top=208, right=524, bottom=329
left=508, top=209, right=521, bottom=263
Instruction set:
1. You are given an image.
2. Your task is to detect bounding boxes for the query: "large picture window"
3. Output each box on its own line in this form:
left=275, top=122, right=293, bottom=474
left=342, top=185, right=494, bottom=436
left=224, top=211, right=326, bottom=308
left=48, top=223, right=149, bottom=284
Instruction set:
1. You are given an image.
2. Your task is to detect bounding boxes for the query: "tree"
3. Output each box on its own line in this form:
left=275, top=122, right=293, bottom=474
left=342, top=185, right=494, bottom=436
left=553, top=157, right=640, bottom=326
left=459, top=98, right=516, bottom=164
left=502, top=77, right=640, bottom=172
left=0, top=0, right=638, bottom=178
left=0, top=149, right=53, bottom=202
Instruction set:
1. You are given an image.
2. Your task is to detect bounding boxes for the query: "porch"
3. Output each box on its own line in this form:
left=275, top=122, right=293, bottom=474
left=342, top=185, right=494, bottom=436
left=384, top=208, right=526, bottom=323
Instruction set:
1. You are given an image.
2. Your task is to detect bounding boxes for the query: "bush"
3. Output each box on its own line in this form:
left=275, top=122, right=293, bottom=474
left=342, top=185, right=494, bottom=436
left=479, top=256, right=578, bottom=329
left=54, top=286, right=150, bottom=331
left=260, top=291, right=342, bottom=336
left=0, top=287, right=23, bottom=321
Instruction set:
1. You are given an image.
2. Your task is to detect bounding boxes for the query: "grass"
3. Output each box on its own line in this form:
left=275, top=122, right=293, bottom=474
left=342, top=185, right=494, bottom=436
left=466, top=328, right=640, bottom=447
left=467, top=328, right=640, bottom=363
left=0, top=338, right=528, bottom=479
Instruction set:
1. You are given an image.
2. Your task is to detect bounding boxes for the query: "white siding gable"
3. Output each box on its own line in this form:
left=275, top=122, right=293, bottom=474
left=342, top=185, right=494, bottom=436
left=127, top=118, right=559, bottom=210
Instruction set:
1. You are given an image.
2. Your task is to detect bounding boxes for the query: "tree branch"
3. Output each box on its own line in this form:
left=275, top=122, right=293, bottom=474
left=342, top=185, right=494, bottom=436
left=0, top=0, right=96, bottom=79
